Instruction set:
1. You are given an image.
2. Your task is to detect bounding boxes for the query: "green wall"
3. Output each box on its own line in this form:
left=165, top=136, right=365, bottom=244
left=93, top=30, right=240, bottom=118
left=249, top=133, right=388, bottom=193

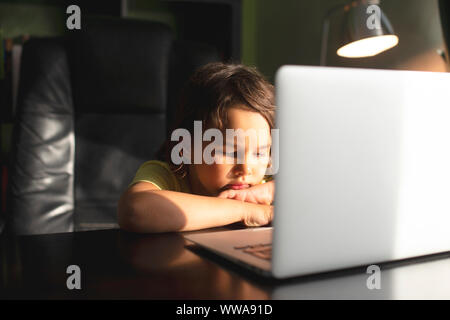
left=127, top=0, right=177, bottom=32
left=0, top=2, right=65, bottom=38
left=241, top=0, right=257, bottom=67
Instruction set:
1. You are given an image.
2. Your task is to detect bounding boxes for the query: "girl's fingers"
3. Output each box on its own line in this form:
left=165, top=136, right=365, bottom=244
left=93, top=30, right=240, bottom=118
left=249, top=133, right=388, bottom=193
left=218, top=190, right=235, bottom=199
left=218, top=189, right=268, bottom=204
left=236, top=192, right=248, bottom=202
left=227, top=190, right=236, bottom=198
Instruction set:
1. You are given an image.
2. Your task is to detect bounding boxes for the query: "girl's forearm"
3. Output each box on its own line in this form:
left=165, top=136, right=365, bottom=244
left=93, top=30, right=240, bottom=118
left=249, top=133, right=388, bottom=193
left=118, top=189, right=264, bottom=233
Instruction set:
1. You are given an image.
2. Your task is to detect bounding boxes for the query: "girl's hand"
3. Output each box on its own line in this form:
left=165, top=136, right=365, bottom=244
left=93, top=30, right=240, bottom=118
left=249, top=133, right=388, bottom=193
left=243, top=204, right=273, bottom=227
left=217, top=180, right=274, bottom=205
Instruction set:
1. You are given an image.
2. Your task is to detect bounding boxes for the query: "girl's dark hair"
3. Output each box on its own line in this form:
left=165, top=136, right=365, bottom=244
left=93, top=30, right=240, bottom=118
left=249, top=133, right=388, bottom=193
left=156, top=62, right=276, bottom=178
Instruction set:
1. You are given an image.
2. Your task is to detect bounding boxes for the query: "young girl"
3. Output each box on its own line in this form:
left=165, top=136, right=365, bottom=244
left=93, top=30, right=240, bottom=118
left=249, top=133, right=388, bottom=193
left=118, top=62, right=276, bottom=233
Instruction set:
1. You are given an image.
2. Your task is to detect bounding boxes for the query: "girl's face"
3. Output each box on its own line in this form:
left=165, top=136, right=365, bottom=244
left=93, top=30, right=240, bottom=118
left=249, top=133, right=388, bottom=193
left=188, top=106, right=272, bottom=196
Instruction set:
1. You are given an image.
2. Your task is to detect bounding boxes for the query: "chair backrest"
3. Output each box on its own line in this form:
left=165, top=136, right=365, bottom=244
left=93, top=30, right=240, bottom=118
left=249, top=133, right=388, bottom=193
left=8, top=17, right=218, bottom=235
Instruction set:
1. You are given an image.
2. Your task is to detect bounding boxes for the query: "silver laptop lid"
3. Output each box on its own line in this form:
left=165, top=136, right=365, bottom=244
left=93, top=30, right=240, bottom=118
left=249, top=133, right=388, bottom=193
left=272, top=65, right=450, bottom=278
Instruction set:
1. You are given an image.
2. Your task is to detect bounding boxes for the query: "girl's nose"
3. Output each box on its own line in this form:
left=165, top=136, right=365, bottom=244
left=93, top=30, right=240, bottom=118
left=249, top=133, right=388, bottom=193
left=235, top=163, right=252, bottom=176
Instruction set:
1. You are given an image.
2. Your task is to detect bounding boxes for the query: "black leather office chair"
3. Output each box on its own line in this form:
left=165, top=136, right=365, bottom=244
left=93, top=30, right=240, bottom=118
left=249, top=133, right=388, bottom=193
left=6, top=17, right=218, bottom=235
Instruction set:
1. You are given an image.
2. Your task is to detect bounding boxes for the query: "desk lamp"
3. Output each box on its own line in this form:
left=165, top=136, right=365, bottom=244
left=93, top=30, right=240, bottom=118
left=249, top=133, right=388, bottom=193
left=320, top=0, right=399, bottom=65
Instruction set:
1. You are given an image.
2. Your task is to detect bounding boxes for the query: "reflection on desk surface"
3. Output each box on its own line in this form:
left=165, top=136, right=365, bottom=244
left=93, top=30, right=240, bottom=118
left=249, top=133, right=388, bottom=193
left=117, top=230, right=270, bottom=299
left=1, top=228, right=449, bottom=299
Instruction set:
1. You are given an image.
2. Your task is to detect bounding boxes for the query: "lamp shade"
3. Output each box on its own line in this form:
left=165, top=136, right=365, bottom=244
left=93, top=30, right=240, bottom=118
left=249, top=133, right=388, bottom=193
left=337, top=2, right=399, bottom=58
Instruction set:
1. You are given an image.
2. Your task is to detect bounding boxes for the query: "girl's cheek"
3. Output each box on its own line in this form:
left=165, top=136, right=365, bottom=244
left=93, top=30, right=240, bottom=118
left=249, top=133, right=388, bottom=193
left=210, top=164, right=231, bottom=183
left=199, top=163, right=224, bottom=180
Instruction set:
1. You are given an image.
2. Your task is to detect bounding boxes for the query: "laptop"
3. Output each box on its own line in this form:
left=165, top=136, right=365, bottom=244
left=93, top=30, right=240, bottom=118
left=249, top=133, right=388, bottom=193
left=184, top=65, right=450, bottom=279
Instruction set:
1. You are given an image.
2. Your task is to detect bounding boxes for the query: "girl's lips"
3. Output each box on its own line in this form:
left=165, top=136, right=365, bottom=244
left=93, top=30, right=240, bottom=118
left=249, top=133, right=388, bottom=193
left=227, top=184, right=250, bottom=190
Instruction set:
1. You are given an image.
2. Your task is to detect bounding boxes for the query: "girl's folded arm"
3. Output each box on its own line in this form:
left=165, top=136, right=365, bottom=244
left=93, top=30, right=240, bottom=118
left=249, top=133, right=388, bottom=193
left=117, top=182, right=273, bottom=233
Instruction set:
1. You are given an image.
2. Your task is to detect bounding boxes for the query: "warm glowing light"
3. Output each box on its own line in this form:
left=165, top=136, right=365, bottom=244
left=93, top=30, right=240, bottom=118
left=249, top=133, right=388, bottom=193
left=337, top=35, right=399, bottom=58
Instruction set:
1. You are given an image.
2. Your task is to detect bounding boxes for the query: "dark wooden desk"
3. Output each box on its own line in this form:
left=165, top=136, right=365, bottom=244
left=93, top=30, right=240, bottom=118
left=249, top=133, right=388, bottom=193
left=1, top=228, right=450, bottom=299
